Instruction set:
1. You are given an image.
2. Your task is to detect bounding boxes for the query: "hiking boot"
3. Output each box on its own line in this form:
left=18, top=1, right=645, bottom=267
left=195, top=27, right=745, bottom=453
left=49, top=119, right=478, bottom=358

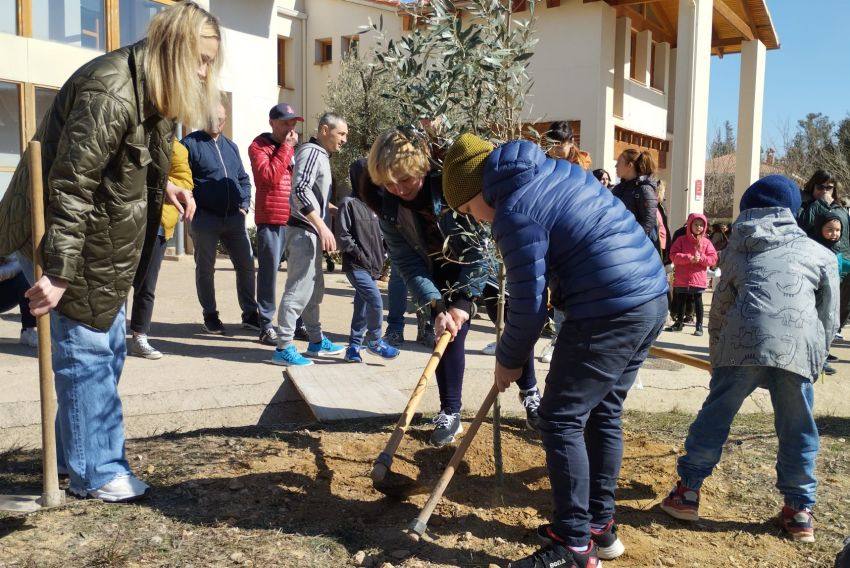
left=259, top=327, right=278, bottom=346
left=202, top=313, right=226, bottom=335
left=344, top=345, right=363, bottom=363
left=693, top=324, right=704, bottom=337
left=779, top=506, right=815, bottom=543
left=19, top=328, right=37, bottom=347
left=383, top=330, right=404, bottom=348
left=130, top=334, right=162, bottom=360
left=271, top=345, right=313, bottom=367
left=508, top=542, right=601, bottom=568
left=70, top=474, right=150, bottom=503
left=307, top=336, right=345, bottom=357
left=481, top=341, right=497, bottom=355
left=367, top=338, right=400, bottom=360
left=520, top=387, right=542, bottom=432
left=539, top=342, right=555, bottom=363
left=664, top=321, right=684, bottom=332
left=660, top=481, right=700, bottom=521
left=538, top=522, right=623, bottom=561
left=430, top=410, right=463, bottom=447
left=241, top=312, right=261, bottom=331
left=293, top=325, right=310, bottom=341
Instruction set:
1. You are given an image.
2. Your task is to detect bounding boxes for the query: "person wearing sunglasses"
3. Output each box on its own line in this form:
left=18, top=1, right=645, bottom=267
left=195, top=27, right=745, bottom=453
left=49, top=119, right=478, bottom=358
left=796, top=169, right=848, bottom=374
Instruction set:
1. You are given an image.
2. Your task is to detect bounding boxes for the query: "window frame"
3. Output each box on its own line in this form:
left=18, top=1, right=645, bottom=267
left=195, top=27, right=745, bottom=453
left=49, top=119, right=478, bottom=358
left=341, top=34, right=359, bottom=59
left=315, top=38, right=332, bottom=65
left=9, top=0, right=175, bottom=50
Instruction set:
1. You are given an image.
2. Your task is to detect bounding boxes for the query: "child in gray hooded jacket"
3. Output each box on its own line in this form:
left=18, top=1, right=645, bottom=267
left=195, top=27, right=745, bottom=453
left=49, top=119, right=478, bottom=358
left=660, top=175, right=839, bottom=544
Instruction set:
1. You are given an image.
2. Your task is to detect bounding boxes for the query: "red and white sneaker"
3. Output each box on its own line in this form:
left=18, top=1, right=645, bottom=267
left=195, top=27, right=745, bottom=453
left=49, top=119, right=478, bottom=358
left=779, top=506, right=815, bottom=543
left=660, top=480, right=700, bottom=521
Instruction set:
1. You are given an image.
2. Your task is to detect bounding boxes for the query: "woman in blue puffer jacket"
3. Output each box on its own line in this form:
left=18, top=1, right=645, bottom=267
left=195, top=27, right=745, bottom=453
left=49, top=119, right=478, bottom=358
left=443, top=134, right=668, bottom=568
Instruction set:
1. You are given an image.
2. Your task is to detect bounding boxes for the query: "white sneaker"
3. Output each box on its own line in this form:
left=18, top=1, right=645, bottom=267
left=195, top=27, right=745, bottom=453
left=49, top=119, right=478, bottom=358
left=131, top=334, right=162, bottom=360
left=70, top=474, right=150, bottom=503
left=539, top=342, right=555, bottom=363
left=19, top=328, right=37, bottom=347
left=481, top=342, right=497, bottom=355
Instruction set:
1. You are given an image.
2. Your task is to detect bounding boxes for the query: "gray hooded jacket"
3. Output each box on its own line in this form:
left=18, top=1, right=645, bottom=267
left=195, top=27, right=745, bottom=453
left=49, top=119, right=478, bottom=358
left=708, top=207, right=839, bottom=381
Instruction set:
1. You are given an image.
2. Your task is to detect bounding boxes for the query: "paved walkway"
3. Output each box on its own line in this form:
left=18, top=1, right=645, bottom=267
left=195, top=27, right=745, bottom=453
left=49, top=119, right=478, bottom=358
left=2, top=257, right=849, bottom=450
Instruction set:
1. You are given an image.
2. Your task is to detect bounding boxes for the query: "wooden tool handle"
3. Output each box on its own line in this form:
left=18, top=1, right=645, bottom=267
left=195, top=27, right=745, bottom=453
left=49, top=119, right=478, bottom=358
left=30, top=141, right=64, bottom=507
left=409, top=384, right=499, bottom=535
left=650, top=346, right=711, bottom=372
left=371, top=331, right=452, bottom=481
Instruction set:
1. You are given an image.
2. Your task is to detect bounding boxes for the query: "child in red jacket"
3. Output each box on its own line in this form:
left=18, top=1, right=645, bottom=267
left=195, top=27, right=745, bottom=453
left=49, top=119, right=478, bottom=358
left=665, top=213, right=717, bottom=336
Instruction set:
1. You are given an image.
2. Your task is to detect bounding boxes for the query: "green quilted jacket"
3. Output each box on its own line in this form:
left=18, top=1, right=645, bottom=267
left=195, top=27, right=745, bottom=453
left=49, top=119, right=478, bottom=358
left=0, top=41, right=174, bottom=330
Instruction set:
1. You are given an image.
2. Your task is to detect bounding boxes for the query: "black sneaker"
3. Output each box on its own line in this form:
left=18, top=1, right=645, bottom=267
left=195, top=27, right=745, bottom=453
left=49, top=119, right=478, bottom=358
left=538, top=521, right=623, bottom=561
left=383, top=330, right=404, bottom=348
left=827, top=353, right=839, bottom=363
left=202, top=314, right=226, bottom=335
left=508, top=542, right=601, bottom=568
left=241, top=312, right=261, bottom=331
left=259, top=327, right=278, bottom=346
left=520, top=387, right=541, bottom=432
left=664, top=321, right=684, bottom=332
left=823, top=362, right=837, bottom=376
left=693, top=324, right=704, bottom=337
left=293, top=325, right=310, bottom=341
left=430, top=410, right=463, bottom=446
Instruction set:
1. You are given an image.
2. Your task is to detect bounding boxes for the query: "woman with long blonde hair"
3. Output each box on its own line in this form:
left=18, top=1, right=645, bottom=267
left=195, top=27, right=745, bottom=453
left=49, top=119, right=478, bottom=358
left=0, top=1, right=222, bottom=502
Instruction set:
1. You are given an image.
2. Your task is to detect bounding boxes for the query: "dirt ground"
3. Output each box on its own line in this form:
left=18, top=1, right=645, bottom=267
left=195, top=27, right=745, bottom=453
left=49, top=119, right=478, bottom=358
left=1, top=411, right=849, bottom=568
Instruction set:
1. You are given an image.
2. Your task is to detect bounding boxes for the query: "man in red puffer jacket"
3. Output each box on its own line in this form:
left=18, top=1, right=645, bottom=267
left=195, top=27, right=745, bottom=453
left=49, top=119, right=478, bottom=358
left=249, top=103, right=301, bottom=345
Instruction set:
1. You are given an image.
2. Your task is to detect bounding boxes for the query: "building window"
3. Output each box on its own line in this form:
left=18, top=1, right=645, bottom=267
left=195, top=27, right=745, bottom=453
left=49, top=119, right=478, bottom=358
left=341, top=35, right=358, bottom=59
left=31, top=0, right=105, bottom=50
left=0, top=81, right=21, bottom=196
left=119, top=0, right=168, bottom=47
left=315, top=38, right=332, bottom=64
left=0, top=0, right=16, bottom=35
left=34, top=87, right=59, bottom=130
left=277, top=37, right=288, bottom=88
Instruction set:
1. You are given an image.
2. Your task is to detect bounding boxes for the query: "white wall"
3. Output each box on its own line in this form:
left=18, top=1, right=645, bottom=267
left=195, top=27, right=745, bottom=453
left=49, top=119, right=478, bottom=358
left=621, top=79, right=668, bottom=139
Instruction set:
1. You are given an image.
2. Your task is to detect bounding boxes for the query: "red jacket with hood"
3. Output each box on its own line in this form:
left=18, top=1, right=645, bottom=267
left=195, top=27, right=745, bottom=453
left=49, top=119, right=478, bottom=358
left=249, top=133, right=294, bottom=225
left=669, top=212, right=717, bottom=289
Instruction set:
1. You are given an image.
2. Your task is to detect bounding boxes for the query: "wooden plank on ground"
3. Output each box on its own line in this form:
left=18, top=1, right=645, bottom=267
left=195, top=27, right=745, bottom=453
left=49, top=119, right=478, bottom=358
left=286, top=364, right=413, bottom=422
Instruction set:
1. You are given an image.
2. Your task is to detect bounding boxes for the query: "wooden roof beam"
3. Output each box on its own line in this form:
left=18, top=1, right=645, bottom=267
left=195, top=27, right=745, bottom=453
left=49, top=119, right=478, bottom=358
left=618, top=5, right=675, bottom=44
left=714, top=0, right=755, bottom=41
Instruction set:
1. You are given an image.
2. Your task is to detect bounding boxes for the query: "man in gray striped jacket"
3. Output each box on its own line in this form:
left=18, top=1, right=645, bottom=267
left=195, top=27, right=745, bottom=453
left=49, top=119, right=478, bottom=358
left=272, top=112, right=349, bottom=367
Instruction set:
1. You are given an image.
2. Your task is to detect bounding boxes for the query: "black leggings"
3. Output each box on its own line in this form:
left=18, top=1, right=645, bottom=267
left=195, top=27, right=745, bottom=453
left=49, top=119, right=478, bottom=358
left=673, top=288, right=704, bottom=325
left=0, top=272, right=36, bottom=329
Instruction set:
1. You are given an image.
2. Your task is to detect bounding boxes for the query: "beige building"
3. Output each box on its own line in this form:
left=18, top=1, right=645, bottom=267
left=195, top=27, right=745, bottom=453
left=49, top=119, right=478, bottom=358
left=0, top=0, right=777, bottom=230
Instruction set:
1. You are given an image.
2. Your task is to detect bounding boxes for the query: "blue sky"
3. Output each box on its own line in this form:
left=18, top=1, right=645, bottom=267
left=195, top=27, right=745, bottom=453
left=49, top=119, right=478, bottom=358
left=707, top=0, right=849, bottom=154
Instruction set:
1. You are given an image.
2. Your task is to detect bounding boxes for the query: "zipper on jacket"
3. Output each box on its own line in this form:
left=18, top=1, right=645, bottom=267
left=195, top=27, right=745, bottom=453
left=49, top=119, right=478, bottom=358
left=213, top=137, right=231, bottom=216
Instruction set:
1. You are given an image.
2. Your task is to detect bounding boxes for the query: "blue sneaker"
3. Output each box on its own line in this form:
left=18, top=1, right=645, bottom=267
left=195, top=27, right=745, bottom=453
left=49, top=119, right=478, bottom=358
left=367, top=338, right=400, bottom=360
left=272, top=345, right=313, bottom=367
left=344, top=345, right=363, bottom=363
left=306, top=336, right=345, bottom=357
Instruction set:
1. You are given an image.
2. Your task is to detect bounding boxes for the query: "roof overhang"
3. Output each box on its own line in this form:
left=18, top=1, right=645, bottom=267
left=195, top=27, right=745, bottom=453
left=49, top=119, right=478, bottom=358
left=584, top=0, right=779, bottom=56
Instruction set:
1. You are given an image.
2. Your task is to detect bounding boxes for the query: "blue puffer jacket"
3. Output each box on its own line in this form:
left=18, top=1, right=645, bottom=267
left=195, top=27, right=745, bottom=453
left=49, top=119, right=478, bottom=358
left=484, top=140, right=668, bottom=369
left=181, top=131, right=252, bottom=217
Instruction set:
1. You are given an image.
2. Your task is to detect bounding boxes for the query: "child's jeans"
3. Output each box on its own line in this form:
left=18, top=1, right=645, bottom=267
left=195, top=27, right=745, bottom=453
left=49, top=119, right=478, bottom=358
left=345, top=269, right=384, bottom=347
left=678, top=365, right=818, bottom=510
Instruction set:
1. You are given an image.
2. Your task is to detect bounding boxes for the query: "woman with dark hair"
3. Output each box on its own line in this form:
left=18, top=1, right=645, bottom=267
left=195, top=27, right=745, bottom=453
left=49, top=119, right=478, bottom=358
left=797, top=169, right=850, bottom=337
left=592, top=168, right=612, bottom=188
left=612, top=148, right=658, bottom=243
left=546, top=121, right=592, bottom=169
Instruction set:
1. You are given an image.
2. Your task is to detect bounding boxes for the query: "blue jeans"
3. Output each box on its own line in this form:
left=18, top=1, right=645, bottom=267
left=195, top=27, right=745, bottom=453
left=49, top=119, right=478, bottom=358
left=51, top=307, right=132, bottom=493
left=540, top=294, right=667, bottom=547
left=386, top=265, right=407, bottom=335
left=190, top=209, right=258, bottom=320
left=256, top=224, right=286, bottom=331
left=345, top=269, right=383, bottom=347
left=678, top=365, right=819, bottom=510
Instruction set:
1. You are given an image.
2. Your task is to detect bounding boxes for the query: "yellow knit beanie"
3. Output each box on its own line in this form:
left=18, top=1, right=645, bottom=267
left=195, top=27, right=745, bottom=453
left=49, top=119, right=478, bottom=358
left=443, top=133, right=494, bottom=210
